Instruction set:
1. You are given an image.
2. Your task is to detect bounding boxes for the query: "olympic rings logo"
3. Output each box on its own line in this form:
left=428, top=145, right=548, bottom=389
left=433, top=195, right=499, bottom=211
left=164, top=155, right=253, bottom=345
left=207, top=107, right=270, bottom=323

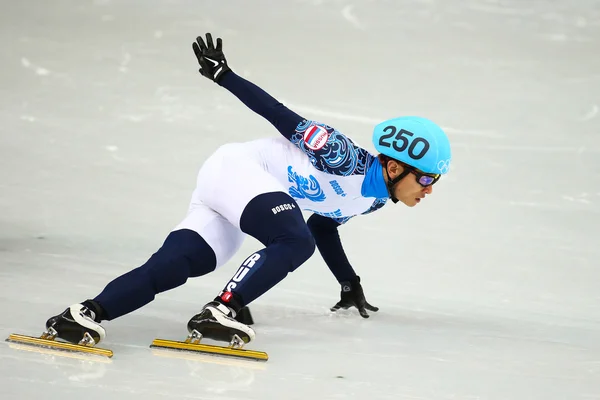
left=437, top=159, right=451, bottom=174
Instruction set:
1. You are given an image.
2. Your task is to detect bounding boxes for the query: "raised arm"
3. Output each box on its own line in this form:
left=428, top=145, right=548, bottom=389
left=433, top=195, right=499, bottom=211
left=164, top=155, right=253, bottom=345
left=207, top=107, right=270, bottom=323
left=192, top=33, right=304, bottom=140
left=218, top=72, right=304, bottom=140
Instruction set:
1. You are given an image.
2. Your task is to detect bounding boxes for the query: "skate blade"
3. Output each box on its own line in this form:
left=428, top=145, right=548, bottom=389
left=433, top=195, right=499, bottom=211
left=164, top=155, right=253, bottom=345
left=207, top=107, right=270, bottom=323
left=150, top=338, right=268, bottom=362
left=5, top=333, right=113, bottom=358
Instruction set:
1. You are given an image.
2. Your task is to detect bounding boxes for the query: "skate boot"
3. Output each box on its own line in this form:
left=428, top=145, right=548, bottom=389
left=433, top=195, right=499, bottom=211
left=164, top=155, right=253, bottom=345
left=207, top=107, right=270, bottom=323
left=45, top=303, right=106, bottom=346
left=187, top=301, right=255, bottom=346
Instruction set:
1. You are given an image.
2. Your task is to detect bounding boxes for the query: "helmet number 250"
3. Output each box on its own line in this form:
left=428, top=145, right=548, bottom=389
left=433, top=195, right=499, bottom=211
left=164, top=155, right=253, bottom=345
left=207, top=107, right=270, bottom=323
left=378, top=126, right=430, bottom=160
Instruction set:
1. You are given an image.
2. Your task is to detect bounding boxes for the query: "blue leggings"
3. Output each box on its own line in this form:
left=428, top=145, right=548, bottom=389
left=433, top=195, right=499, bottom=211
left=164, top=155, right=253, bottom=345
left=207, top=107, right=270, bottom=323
left=94, top=191, right=314, bottom=320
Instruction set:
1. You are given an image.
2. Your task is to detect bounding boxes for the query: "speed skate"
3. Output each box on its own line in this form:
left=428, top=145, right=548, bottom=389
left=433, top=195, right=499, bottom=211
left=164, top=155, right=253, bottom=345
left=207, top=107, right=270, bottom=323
left=150, top=332, right=268, bottom=362
left=6, top=303, right=113, bottom=358
left=151, top=301, right=268, bottom=361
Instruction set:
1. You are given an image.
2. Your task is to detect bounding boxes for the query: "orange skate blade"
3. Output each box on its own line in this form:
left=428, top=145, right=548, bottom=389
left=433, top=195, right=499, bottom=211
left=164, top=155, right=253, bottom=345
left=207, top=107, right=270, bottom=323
left=6, top=333, right=113, bottom=358
left=150, top=338, right=268, bottom=361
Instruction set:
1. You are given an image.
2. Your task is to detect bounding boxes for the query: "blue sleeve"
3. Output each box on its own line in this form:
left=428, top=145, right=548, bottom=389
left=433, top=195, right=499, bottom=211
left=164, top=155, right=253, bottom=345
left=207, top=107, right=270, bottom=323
left=218, top=72, right=373, bottom=178
left=218, top=71, right=304, bottom=140
left=306, top=213, right=357, bottom=283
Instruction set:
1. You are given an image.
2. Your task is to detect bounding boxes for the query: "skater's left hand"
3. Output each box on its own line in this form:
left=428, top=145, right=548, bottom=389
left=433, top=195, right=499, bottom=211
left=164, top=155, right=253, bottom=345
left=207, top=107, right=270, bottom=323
left=192, top=33, right=231, bottom=83
left=330, top=276, right=379, bottom=318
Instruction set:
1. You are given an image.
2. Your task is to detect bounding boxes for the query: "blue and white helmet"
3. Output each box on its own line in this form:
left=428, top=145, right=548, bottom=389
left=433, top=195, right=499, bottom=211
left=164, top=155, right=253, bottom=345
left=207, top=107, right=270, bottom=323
left=372, top=116, right=451, bottom=175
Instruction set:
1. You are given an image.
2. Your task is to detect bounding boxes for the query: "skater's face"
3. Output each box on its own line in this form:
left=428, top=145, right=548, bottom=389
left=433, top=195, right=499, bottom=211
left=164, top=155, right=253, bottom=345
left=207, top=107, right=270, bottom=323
left=385, top=160, right=435, bottom=207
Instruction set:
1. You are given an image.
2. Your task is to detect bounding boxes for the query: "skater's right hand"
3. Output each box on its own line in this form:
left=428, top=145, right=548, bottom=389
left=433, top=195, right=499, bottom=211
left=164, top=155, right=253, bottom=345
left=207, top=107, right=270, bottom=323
left=192, top=33, right=231, bottom=83
left=330, top=276, right=379, bottom=318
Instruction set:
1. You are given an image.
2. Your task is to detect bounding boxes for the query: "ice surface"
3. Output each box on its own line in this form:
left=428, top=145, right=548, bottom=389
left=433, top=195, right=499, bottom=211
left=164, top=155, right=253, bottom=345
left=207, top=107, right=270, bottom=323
left=1, top=0, right=600, bottom=399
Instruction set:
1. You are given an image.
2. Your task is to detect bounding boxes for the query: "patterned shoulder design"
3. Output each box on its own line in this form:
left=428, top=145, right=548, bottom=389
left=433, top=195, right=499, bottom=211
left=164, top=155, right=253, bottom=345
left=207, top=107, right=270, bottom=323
left=291, top=120, right=373, bottom=176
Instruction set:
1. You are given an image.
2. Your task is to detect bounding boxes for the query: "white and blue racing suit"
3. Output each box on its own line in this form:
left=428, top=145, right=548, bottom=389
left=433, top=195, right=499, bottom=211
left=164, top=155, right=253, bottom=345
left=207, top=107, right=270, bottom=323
left=177, top=71, right=390, bottom=283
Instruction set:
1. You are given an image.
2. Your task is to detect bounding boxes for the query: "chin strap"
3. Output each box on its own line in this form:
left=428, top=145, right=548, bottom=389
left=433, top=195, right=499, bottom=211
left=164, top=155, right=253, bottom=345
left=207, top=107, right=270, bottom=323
left=385, top=165, right=412, bottom=204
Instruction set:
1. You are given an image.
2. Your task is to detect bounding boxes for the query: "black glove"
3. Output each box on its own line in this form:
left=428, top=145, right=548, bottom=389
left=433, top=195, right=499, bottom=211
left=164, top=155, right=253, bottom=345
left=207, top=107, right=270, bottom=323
left=192, top=33, right=231, bottom=83
left=331, top=276, right=379, bottom=318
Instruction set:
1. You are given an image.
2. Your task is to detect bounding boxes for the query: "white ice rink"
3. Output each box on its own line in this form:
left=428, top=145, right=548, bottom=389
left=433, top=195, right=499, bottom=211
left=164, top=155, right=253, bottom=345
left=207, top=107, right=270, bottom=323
left=1, top=0, right=600, bottom=399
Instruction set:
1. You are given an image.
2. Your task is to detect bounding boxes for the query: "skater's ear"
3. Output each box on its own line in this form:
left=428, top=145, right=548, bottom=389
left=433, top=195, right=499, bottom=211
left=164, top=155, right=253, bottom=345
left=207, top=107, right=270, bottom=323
left=385, top=158, right=403, bottom=180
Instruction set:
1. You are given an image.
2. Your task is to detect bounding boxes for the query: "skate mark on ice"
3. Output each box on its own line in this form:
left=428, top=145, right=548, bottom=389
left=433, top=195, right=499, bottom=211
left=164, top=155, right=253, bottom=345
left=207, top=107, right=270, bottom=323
left=562, top=193, right=593, bottom=205
left=119, top=51, right=132, bottom=73
left=37, top=252, right=132, bottom=269
left=118, top=114, right=151, bottom=122
left=580, top=104, right=599, bottom=121
left=21, top=58, right=50, bottom=76
left=509, top=201, right=561, bottom=209
left=105, top=145, right=126, bottom=162
left=453, top=143, right=600, bottom=153
left=341, top=5, right=365, bottom=30
left=467, top=3, right=535, bottom=17
left=509, top=192, right=594, bottom=208
left=286, top=102, right=501, bottom=138
left=540, top=33, right=593, bottom=43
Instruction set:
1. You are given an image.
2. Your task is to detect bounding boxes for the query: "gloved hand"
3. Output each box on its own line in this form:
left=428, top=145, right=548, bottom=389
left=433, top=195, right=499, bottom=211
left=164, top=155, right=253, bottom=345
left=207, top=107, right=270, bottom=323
left=330, top=276, right=379, bottom=318
left=192, top=33, right=231, bottom=83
